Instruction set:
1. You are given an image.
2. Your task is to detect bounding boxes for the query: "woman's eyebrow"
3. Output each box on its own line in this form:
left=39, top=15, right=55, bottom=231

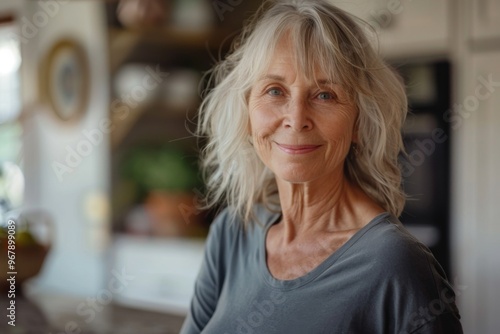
left=259, top=75, right=337, bottom=86
left=259, top=74, right=286, bottom=82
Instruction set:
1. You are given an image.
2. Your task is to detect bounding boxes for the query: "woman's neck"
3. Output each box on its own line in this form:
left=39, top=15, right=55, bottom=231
left=275, top=173, right=384, bottom=245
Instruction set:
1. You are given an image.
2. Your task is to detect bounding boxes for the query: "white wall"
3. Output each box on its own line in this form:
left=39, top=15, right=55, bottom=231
left=452, top=1, right=500, bottom=333
left=2, top=0, right=111, bottom=296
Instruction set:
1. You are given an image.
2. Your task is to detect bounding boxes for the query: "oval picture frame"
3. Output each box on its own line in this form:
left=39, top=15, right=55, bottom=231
left=40, top=39, right=89, bottom=123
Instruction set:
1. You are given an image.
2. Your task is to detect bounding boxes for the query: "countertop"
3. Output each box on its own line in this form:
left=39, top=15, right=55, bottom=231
left=0, top=289, right=186, bottom=334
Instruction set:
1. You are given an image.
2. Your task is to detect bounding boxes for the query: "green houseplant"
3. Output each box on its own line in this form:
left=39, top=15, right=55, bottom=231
left=121, top=146, right=205, bottom=237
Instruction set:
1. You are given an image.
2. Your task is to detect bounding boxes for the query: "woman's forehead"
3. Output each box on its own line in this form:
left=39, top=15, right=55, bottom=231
left=259, top=33, right=339, bottom=83
left=257, top=53, right=338, bottom=86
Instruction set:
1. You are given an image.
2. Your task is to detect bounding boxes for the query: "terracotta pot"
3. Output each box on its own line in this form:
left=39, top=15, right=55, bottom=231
left=144, top=190, right=203, bottom=237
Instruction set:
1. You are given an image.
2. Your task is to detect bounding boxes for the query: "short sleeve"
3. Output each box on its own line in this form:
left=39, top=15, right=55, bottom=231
left=179, top=210, right=228, bottom=334
left=374, top=223, right=464, bottom=334
left=409, top=312, right=463, bottom=334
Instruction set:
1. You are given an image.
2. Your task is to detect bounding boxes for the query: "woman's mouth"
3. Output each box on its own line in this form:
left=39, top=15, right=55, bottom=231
left=275, top=143, right=322, bottom=154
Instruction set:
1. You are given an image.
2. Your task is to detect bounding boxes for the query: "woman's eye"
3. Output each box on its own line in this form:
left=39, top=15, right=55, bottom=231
left=267, top=88, right=282, bottom=96
left=318, top=92, right=335, bottom=100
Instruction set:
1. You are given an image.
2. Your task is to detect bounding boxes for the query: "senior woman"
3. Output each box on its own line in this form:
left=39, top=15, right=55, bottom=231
left=180, top=0, right=463, bottom=333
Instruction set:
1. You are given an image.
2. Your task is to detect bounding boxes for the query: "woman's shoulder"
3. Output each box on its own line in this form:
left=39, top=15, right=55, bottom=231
left=355, top=214, right=453, bottom=292
left=361, top=215, right=435, bottom=263
left=349, top=214, right=448, bottom=284
left=353, top=215, right=462, bottom=332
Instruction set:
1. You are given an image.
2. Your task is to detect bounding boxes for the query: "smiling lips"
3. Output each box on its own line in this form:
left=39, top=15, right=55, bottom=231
left=276, top=143, right=322, bottom=154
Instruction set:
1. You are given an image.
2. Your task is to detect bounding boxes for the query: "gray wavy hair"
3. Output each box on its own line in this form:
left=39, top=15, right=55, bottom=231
left=197, top=0, right=407, bottom=225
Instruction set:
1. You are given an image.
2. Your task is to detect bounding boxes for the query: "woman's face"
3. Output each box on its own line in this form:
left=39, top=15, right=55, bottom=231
left=248, top=39, right=358, bottom=184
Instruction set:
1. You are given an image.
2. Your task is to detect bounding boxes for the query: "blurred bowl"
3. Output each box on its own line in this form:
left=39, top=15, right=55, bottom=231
left=0, top=209, right=53, bottom=293
left=0, top=242, right=49, bottom=291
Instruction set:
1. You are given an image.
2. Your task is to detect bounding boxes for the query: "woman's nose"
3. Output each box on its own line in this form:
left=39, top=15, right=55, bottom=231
left=283, top=98, right=313, bottom=131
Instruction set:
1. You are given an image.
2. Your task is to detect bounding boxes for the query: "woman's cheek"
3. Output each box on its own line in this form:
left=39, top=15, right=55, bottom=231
left=335, top=135, right=353, bottom=162
left=253, top=127, right=275, bottom=160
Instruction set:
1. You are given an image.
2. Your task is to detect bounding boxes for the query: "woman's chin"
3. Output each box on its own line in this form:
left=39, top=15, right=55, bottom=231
left=274, top=170, right=320, bottom=185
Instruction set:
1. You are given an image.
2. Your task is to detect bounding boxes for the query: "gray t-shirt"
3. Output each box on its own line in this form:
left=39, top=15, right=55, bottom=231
left=180, top=205, right=463, bottom=334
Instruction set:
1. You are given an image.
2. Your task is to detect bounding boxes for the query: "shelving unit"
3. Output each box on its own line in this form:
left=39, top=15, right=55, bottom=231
left=105, top=1, right=260, bottom=233
left=105, top=1, right=261, bottom=314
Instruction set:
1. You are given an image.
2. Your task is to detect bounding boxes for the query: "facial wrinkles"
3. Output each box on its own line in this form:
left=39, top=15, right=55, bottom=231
left=249, top=85, right=354, bottom=169
left=247, top=37, right=359, bottom=186
left=248, top=94, right=278, bottom=163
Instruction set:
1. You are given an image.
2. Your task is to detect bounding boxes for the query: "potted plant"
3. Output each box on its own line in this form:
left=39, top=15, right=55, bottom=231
left=121, top=146, right=205, bottom=237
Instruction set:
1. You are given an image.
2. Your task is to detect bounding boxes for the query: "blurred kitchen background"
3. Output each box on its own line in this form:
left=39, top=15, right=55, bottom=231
left=0, top=0, right=498, bottom=333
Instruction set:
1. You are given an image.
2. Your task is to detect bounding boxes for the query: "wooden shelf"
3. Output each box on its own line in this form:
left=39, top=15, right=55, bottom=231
left=105, top=1, right=261, bottom=234
left=108, top=25, right=237, bottom=72
left=110, top=26, right=237, bottom=48
left=110, top=99, right=199, bottom=150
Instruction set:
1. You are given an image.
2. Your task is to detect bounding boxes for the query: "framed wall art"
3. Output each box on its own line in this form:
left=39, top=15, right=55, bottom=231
left=40, top=39, right=89, bottom=123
